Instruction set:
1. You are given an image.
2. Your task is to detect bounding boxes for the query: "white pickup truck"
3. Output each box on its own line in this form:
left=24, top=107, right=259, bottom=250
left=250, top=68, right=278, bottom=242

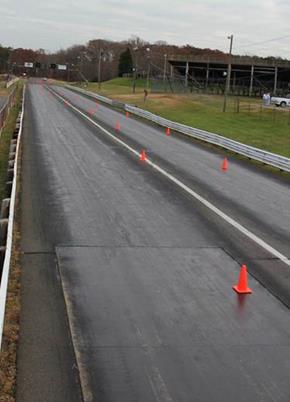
left=270, top=94, right=290, bottom=107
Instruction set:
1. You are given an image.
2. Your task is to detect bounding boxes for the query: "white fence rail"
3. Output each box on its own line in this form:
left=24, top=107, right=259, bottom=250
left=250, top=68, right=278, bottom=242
left=0, top=85, right=24, bottom=349
left=65, top=85, right=125, bottom=109
left=6, top=77, right=19, bottom=89
left=124, top=105, right=290, bottom=172
left=65, top=85, right=290, bottom=173
left=66, top=85, right=114, bottom=106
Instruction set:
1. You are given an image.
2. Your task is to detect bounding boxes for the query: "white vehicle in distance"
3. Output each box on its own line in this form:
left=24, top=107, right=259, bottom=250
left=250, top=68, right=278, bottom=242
left=270, top=94, right=290, bottom=107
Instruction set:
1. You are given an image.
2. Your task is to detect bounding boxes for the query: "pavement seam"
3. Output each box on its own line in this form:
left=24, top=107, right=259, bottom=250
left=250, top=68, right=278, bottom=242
left=55, top=245, right=220, bottom=249
left=55, top=251, right=91, bottom=402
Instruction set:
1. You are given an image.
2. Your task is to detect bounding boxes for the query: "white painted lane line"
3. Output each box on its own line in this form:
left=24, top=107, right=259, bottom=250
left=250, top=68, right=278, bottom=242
left=50, top=87, right=290, bottom=268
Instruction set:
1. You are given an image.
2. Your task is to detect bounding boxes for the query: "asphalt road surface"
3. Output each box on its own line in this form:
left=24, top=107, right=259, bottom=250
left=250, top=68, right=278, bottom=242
left=17, top=81, right=290, bottom=402
left=52, top=85, right=290, bottom=306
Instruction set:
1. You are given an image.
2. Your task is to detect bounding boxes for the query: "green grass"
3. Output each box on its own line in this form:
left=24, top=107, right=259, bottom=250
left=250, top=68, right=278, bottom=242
left=77, top=77, right=290, bottom=157
left=79, top=77, right=147, bottom=96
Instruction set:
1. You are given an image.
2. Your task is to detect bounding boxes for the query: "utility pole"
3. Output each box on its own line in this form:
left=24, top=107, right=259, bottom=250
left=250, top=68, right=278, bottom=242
left=146, top=62, right=151, bottom=90
left=146, top=48, right=151, bottom=90
left=98, top=49, right=103, bottom=91
left=132, top=67, right=136, bottom=94
left=223, top=34, right=234, bottom=113
left=163, top=54, right=167, bottom=84
left=132, top=46, right=138, bottom=94
left=66, top=63, right=70, bottom=82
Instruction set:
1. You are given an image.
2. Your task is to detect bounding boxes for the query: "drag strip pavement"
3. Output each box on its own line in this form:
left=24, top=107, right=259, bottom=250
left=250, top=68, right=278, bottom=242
left=50, top=85, right=290, bottom=308
left=53, top=85, right=290, bottom=260
left=25, top=83, right=290, bottom=401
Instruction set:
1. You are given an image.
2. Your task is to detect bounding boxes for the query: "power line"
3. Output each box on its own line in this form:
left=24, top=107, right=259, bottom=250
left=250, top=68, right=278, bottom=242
left=239, top=34, right=290, bottom=49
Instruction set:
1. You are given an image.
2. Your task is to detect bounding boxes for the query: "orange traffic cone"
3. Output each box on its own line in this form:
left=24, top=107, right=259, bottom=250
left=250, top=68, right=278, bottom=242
left=233, top=265, right=252, bottom=294
left=221, top=158, right=228, bottom=171
left=115, top=121, right=120, bottom=131
left=140, top=150, right=146, bottom=161
left=126, top=111, right=129, bottom=118
left=88, top=108, right=93, bottom=117
left=166, top=127, right=171, bottom=136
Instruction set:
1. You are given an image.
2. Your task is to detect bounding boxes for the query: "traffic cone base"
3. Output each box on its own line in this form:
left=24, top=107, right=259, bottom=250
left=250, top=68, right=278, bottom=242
left=233, top=265, right=252, bottom=294
left=233, top=285, right=252, bottom=294
left=140, top=150, right=146, bottom=161
left=221, top=158, right=228, bottom=171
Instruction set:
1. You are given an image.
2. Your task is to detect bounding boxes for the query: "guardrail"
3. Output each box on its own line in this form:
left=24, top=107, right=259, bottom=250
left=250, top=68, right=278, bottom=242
left=0, top=86, right=17, bottom=136
left=0, top=85, right=24, bottom=349
left=65, top=85, right=290, bottom=173
left=66, top=85, right=114, bottom=106
left=65, top=85, right=124, bottom=109
left=6, top=77, right=19, bottom=89
left=124, top=105, right=290, bottom=172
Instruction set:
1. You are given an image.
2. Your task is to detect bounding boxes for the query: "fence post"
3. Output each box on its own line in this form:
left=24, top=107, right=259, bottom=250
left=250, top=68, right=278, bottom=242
left=236, top=98, right=240, bottom=113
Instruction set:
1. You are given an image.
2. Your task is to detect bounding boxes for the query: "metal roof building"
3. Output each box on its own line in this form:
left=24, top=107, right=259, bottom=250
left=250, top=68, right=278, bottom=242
left=167, top=55, right=290, bottom=96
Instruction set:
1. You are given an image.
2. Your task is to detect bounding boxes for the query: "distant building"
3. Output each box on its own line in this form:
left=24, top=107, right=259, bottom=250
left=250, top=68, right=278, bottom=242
left=167, top=54, right=290, bottom=96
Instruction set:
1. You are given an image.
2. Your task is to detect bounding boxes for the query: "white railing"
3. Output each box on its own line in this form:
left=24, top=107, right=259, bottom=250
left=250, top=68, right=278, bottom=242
left=0, top=85, right=24, bottom=349
left=65, top=85, right=290, bottom=173
left=124, top=105, right=290, bottom=172
left=66, top=85, right=114, bottom=106
left=6, top=77, right=19, bottom=89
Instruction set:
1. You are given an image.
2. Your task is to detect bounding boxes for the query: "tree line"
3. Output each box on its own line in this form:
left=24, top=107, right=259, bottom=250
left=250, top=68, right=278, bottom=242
left=0, top=36, right=288, bottom=82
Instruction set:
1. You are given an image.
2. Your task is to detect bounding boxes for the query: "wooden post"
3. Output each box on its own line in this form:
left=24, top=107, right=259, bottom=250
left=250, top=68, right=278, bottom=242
left=185, top=61, right=189, bottom=87
left=206, top=63, right=210, bottom=90
left=232, top=72, right=236, bottom=92
left=274, top=66, right=278, bottom=95
left=236, top=98, right=240, bottom=113
left=249, top=65, right=254, bottom=97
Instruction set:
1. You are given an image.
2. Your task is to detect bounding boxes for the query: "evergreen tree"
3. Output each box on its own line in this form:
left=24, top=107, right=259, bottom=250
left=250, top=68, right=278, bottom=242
left=118, top=48, right=133, bottom=77
left=0, top=45, right=11, bottom=73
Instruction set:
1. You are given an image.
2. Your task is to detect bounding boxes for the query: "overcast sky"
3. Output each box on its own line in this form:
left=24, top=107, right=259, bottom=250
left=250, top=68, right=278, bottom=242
left=1, top=0, right=290, bottom=58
